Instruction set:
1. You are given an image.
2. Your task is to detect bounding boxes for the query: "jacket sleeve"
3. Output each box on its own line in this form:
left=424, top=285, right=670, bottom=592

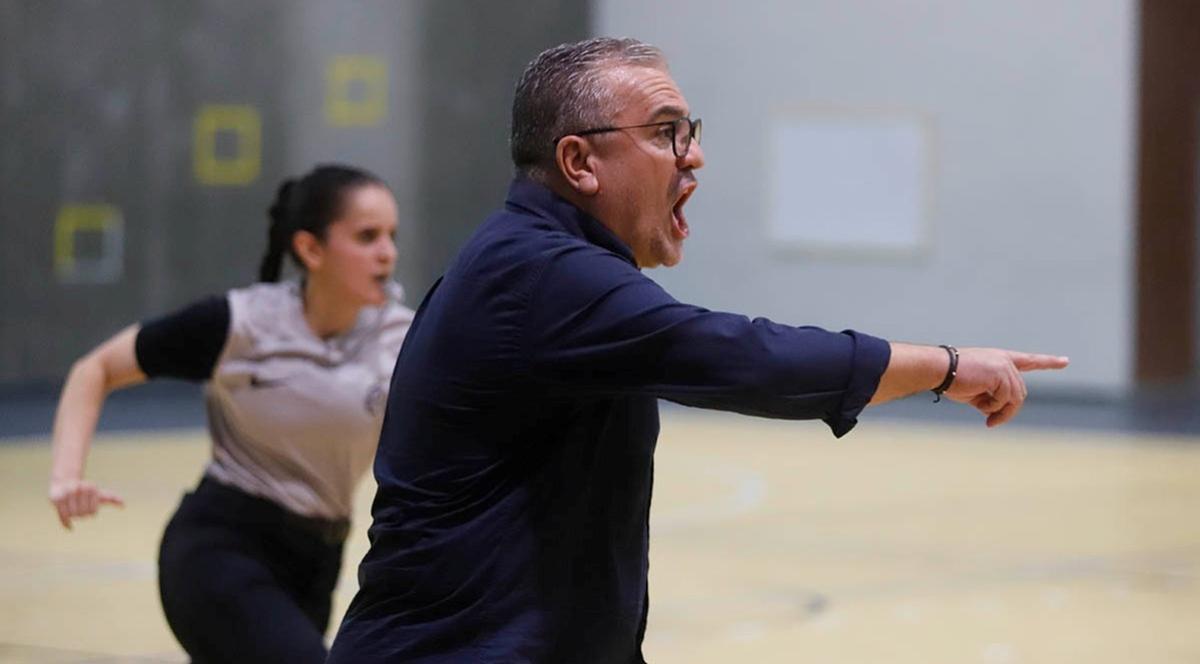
left=520, top=244, right=890, bottom=437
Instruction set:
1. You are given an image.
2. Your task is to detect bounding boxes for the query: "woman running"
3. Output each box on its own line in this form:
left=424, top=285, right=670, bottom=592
left=48, top=164, right=414, bottom=663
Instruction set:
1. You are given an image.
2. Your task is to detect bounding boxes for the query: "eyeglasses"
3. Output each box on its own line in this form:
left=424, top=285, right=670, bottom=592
left=555, top=116, right=702, bottom=159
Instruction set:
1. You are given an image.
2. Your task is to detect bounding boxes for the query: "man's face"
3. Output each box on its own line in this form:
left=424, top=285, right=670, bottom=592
left=586, top=65, right=704, bottom=269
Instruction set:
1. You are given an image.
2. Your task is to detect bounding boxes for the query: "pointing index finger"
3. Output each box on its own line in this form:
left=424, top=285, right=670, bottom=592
left=1010, top=352, right=1070, bottom=372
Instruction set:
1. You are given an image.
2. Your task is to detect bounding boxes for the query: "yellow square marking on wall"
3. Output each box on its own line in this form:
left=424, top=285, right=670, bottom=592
left=193, top=104, right=261, bottom=185
left=54, top=204, right=125, bottom=283
left=326, top=55, right=388, bottom=127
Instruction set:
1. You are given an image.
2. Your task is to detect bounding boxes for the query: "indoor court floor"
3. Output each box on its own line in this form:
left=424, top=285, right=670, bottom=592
left=2, top=408, right=1198, bottom=663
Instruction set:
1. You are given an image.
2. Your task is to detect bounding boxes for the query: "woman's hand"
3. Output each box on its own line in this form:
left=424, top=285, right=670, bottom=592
left=49, top=477, right=125, bottom=530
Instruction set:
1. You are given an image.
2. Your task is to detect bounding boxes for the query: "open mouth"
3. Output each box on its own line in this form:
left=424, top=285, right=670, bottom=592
left=672, top=181, right=697, bottom=239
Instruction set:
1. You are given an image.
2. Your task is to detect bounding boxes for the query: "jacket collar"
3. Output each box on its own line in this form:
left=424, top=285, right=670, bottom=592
left=505, top=177, right=638, bottom=267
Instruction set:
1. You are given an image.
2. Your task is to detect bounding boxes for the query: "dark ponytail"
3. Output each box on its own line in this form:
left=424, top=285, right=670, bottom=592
left=257, top=164, right=386, bottom=282
left=260, top=178, right=297, bottom=282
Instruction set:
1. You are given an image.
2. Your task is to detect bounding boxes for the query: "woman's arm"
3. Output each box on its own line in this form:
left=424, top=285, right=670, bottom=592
left=48, top=325, right=146, bottom=529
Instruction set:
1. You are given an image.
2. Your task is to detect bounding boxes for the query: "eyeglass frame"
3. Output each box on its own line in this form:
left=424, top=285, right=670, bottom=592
left=553, top=116, right=702, bottom=159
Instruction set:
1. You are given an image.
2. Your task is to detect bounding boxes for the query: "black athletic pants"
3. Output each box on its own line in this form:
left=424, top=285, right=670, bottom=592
left=158, top=477, right=348, bottom=664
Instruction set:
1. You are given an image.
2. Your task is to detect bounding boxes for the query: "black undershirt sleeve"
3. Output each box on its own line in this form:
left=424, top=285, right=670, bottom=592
left=134, top=295, right=231, bottom=381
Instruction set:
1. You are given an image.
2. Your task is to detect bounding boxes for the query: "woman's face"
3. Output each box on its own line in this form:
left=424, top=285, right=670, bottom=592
left=310, top=184, right=399, bottom=307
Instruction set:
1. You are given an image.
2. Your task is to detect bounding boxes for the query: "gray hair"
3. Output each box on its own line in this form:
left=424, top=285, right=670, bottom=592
left=510, top=37, right=666, bottom=180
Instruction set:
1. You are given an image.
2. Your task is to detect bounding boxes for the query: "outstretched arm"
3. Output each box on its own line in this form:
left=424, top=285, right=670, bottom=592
left=870, top=342, right=1070, bottom=427
left=48, top=325, right=145, bottom=529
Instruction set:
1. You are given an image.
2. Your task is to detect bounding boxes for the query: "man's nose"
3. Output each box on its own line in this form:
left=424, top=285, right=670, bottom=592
left=679, top=141, right=705, bottom=170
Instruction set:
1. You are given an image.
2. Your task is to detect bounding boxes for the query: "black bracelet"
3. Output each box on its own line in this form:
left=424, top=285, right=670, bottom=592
left=932, top=344, right=958, bottom=403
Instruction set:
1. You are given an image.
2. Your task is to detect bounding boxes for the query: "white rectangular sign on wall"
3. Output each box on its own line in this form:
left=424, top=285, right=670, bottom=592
left=767, top=112, right=932, bottom=256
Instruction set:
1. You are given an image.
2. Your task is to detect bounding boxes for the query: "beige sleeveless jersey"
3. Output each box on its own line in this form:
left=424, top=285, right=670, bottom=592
left=203, top=281, right=413, bottom=520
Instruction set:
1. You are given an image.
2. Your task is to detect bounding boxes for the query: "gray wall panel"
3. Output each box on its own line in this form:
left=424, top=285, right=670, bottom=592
left=0, top=0, right=590, bottom=384
left=413, top=0, right=589, bottom=295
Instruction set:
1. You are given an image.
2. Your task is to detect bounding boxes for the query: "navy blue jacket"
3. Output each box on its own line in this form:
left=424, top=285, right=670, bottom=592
left=329, top=178, right=890, bottom=663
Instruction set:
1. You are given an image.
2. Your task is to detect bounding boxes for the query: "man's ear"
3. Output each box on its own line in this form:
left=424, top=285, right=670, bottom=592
left=555, top=136, right=600, bottom=196
left=292, top=230, right=324, bottom=272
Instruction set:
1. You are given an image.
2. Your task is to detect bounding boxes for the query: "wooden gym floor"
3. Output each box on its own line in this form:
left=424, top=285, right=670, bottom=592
left=1, top=410, right=1198, bottom=663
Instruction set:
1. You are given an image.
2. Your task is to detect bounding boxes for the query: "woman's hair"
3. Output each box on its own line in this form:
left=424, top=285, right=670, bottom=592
left=258, top=164, right=386, bottom=282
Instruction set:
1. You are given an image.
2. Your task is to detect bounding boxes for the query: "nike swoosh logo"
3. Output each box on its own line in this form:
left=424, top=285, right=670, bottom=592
left=249, top=375, right=286, bottom=389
